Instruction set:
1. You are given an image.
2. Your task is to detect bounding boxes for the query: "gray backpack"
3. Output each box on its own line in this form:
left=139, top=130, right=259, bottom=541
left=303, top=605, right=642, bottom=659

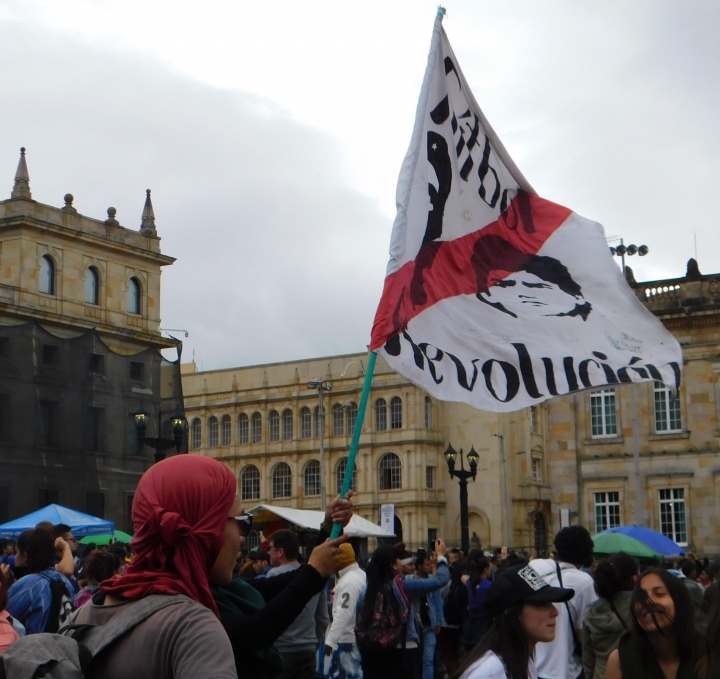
left=0, top=594, right=192, bottom=679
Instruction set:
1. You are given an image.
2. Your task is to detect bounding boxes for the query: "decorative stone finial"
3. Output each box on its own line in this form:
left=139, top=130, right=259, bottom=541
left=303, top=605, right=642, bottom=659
left=686, top=258, right=702, bottom=280
left=105, top=207, right=120, bottom=227
left=11, top=147, right=31, bottom=200
left=139, top=188, right=157, bottom=236
left=62, top=193, right=77, bottom=213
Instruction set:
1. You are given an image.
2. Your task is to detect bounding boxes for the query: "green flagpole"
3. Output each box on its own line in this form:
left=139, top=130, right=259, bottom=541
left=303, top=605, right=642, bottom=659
left=330, top=350, right=377, bottom=539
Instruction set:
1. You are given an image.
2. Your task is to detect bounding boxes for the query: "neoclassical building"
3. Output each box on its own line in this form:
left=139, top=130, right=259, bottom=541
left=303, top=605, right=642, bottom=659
left=183, top=260, right=720, bottom=555
left=181, top=350, right=544, bottom=553
left=0, top=148, right=183, bottom=530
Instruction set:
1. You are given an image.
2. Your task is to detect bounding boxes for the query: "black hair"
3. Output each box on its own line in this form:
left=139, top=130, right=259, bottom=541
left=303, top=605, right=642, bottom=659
left=52, top=523, right=72, bottom=538
left=698, top=598, right=720, bottom=679
left=468, top=557, right=490, bottom=593
left=593, top=553, right=638, bottom=628
left=554, top=526, right=594, bottom=568
left=630, top=568, right=696, bottom=662
left=269, top=529, right=299, bottom=561
left=0, top=539, right=13, bottom=552
left=85, top=552, right=117, bottom=583
left=680, top=559, right=697, bottom=579
left=360, top=545, right=400, bottom=628
left=81, top=543, right=97, bottom=559
left=452, top=603, right=530, bottom=679
left=17, top=528, right=56, bottom=573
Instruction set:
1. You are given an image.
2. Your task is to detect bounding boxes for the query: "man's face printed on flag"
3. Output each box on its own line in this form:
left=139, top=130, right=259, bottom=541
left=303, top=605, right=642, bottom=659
left=476, top=255, right=593, bottom=321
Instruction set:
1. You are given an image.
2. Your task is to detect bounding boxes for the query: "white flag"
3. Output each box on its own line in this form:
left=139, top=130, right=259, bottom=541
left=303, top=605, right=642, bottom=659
left=370, top=16, right=682, bottom=412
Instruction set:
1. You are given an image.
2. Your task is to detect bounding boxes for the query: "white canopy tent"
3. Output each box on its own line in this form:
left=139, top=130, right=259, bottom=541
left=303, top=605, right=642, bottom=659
left=246, top=504, right=395, bottom=539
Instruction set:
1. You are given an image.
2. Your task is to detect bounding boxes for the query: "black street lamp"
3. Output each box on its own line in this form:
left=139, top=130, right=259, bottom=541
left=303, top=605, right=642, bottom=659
left=134, top=402, right=187, bottom=464
left=443, top=443, right=479, bottom=554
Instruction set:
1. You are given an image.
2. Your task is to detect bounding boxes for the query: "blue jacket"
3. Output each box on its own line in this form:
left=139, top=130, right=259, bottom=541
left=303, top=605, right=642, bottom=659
left=7, top=568, right=74, bottom=634
left=402, top=560, right=449, bottom=643
left=408, top=573, right=444, bottom=631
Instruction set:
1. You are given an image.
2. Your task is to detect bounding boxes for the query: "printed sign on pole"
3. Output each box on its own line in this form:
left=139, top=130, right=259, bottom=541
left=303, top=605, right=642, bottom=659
left=380, top=504, right=395, bottom=534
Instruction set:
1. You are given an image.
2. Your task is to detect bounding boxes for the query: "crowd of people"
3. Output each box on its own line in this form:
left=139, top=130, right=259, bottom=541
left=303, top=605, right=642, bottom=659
left=0, top=456, right=718, bottom=679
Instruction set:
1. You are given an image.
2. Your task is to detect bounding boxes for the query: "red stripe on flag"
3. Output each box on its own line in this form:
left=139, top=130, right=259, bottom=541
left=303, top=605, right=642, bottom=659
left=370, top=195, right=572, bottom=350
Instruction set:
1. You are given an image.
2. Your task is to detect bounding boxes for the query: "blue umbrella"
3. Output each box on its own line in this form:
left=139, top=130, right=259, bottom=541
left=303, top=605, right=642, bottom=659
left=0, top=504, right=114, bottom=539
left=597, top=525, right=685, bottom=557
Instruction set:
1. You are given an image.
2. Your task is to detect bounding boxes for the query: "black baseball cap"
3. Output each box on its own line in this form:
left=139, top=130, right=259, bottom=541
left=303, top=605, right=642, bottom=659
left=485, top=563, right=574, bottom=617
left=248, top=549, right=270, bottom=561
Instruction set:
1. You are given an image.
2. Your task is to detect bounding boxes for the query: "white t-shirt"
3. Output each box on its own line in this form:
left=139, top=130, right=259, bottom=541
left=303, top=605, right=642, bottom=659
left=460, top=651, right=538, bottom=679
left=529, top=559, right=597, bottom=679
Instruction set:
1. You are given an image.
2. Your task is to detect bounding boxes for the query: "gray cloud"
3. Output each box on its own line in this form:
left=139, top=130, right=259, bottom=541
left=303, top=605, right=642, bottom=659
left=0, top=20, right=390, bottom=369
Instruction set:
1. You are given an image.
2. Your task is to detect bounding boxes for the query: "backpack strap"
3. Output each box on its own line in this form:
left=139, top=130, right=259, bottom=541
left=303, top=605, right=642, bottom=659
left=555, top=562, right=582, bottom=656
left=60, top=594, right=193, bottom=658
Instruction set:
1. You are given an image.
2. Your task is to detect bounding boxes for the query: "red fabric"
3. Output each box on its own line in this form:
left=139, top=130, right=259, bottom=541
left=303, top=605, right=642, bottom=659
left=101, top=455, right=236, bottom=617
left=370, top=195, right=572, bottom=350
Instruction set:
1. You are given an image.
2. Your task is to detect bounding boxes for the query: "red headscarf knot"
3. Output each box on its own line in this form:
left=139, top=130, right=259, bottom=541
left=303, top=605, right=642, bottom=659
left=158, top=511, right=192, bottom=546
left=101, top=455, right=237, bottom=617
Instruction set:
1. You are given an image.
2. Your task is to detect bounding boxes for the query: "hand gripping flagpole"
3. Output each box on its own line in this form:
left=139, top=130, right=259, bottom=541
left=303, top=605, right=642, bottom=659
left=330, top=350, right=377, bottom=539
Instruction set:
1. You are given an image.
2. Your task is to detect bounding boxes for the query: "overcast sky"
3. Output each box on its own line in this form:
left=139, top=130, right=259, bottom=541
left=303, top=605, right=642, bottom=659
left=2, top=1, right=718, bottom=370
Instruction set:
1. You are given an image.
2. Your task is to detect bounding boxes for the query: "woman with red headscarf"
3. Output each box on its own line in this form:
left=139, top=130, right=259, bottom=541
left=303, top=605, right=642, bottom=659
left=72, top=454, right=240, bottom=679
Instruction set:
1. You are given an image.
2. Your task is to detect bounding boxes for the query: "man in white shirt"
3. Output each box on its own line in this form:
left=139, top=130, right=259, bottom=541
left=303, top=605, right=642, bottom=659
left=530, top=526, right=597, bottom=679
left=323, top=543, right=366, bottom=679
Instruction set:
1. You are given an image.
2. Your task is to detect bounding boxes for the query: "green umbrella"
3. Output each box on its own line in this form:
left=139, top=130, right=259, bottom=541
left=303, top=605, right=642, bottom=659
left=79, top=530, right=133, bottom=546
left=593, top=532, right=661, bottom=559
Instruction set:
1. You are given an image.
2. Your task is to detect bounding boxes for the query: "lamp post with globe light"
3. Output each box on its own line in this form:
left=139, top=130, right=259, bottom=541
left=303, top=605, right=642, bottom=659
left=443, top=444, right=479, bottom=553
left=134, top=403, right=187, bottom=464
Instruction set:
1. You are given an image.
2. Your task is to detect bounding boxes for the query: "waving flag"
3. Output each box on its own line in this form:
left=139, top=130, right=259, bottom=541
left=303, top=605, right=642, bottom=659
left=370, top=14, right=682, bottom=412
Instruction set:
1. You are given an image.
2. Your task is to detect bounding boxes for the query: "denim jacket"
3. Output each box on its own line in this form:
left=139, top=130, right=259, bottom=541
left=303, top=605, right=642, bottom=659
left=402, top=559, right=449, bottom=643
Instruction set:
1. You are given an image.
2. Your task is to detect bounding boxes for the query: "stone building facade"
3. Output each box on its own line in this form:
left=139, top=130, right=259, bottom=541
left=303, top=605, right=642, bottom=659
left=548, top=261, right=720, bottom=555
left=183, top=260, right=720, bottom=555
left=0, top=149, right=183, bottom=530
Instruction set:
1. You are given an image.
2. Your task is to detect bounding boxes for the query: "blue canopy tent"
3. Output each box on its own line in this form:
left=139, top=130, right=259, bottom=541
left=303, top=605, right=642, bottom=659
left=0, top=504, right=114, bottom=539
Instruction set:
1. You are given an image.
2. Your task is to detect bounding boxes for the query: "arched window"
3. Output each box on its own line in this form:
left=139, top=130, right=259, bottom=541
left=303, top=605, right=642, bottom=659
left=241, top=465, right=260, bottom=501
left=208, top=416, right=218, bottom=447
left=336, top=457, right=358, bottom=494
left=238, top=413, right=249, bottom=445
left=191, top=418, right=201, bottom=449
left=300, top=407, right=312, bottom=439
left=304, top=460, right=321, bottom=497
left=127, top=277, right=141, bottom=314
left=269, top=410, right=280, bottom=442
left=346, top=402, right=358, bottom=434
left=39, top=255, right=54, bottom=295
left=251, top=412, right=262, bottom=443
left=390, top=397, right=402, bottom=429
left=375, top=399, right=387, bottom=431
left=424, top=397, right=432, bottom=429
left=282, top=409, right=293, bottom=441
left=84, top=267, right=99, bottom=305
left=379, top=453, right=402, bottom=490
left=221, top=415, right=231, bottom=446
left=272, top=463, right=292, bottom=499
left=332, top=404, right=344, bottom=436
